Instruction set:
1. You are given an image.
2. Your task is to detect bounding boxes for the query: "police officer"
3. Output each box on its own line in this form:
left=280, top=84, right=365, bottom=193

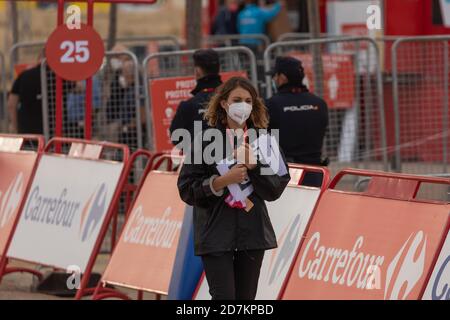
left=170, top=49, right=223, bottom=146
left=266, top=56, right=329, bottom=187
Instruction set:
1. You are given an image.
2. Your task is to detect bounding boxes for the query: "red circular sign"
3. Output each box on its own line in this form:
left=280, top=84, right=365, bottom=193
left=46, top=23, right=104, bottom=81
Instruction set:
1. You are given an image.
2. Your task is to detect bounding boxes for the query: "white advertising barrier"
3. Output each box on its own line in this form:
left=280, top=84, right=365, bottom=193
left=8, top=154, right=123, bottom=272
left=423, top=228, right=450, bottom=300
left=194, top=184, right=322, bottom=300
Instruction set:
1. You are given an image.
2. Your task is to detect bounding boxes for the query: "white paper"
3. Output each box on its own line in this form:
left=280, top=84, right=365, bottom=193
left=216, top=156, right=254, bottom=202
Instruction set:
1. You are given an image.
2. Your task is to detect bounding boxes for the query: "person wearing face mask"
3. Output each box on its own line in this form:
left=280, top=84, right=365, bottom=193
left=177, top=77, right=290, bottom=300
left=266, top=56, right=329, bottom=187
left=169, top=49, right=223, bottom=147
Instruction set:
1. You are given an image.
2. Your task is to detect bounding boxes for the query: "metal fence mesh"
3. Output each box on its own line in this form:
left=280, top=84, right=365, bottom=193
left=392, top=37, right=450, bottom=175
left=8, top=34, right=450, bottom=182
left=264, top=37, right=388, bottom=177
left=142, top=46, right=258, bottom=150
left=144, top=46, right=257, bottom=81
left=9, top=41, right=46, bottom=83
left=205, top=34, right=270, bottom=93
left=0, top=52, right=6, bottom=132
left=277, top=32, right=341, bottom=42
left=7, top=36, right=180, bottom=143
left=115, top=35, right=181, bottom=62
left=41, top=51, right=143, bottom=152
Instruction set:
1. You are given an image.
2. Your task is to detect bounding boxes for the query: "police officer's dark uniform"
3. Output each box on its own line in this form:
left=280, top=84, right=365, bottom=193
left=266, top=57, right=329, bottom=187
left=169, top=49, right=222, bottom=146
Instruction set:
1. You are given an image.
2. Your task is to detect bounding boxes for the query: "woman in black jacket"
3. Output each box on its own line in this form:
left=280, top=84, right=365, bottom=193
left=177, top=77, right=290, bottom=300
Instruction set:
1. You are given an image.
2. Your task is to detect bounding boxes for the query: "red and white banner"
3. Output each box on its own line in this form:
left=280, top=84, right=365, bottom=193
left=194, top=185, right=322, bottom=300
left=149, top=71, right=247, bottom=152
left=281, top=191, right=449, bottom=300
left=101, top=171, right=186, bottom=294
left=287, top=52, right=355, bottom=109
left=0, top=152, right=39, bottom=254
left=8, top=155, right=123, bottom=272
left=326, top=0, right=382, bottom=38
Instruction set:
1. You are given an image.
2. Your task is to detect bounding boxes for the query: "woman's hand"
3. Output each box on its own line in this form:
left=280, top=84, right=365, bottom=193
left=211, top=164, right=248, bottom=194
left=235, top=143, right=257, bottom=170
left=225, top=164, right=248, bottom=185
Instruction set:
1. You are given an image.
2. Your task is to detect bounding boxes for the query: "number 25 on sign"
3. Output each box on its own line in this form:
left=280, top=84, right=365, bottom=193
left=45, top=5, right=104, bottom=81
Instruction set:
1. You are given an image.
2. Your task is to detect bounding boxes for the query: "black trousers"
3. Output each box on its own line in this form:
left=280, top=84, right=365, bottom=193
left=201, top=249, right=265, bottom=300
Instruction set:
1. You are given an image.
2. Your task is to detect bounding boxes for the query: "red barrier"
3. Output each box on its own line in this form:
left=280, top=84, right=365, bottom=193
left=0, top=134, right=44, bottom=283
left=111, top=149, right=154, bottom=251
left=109, top=150, right=175, bottom=253
left=280, top=169, right=450, bottom=300
left=287, top=163, right=330, bottom=192
left=92, top=150, right=181, bottom=300
left=93, top=169, right=186, bottom=300
left=1, top=137, right=129, bottom=300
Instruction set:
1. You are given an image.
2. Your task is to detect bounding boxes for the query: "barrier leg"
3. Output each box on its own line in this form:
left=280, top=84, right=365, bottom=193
left=93, top=290, right=131, bottom=300
left=92, top=281, right=103, bottom=298
left=75, top=271, right=93, bottom=300
left=137, top=290, right=143, bottom=300
left=0, top=257, right=43, bottom=283
left=2, top=267, right=43, bottom=282
left=92, top=284, right=131, bottom=300
left=0, top=256, right=8, bottom=283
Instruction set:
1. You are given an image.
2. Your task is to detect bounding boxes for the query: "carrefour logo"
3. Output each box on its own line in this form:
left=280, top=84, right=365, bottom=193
left=298, top=232, right=385, bottom=289
left=297, top=230, right=427, bottom=299
left=431, top=254, right=450, bottom=300
left=0, top=173, right=24, bottom=229
left=79, top=184, right=107, bottom=242
left=123, top=205, right=182, bottom=248
left=384, top=231, right=427, bottom=300
left=23, top=183, right=108, bottom=242
left=267, top=214, right=302, bottom=285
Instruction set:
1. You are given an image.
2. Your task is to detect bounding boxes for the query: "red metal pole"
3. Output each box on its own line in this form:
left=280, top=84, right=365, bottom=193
left=55, top=0, right=64, bottom=139
left=85, top=0, right=94, bottom=140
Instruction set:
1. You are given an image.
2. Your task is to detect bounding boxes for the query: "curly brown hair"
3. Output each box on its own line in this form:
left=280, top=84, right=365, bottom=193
left=204, top=77, right=269, bottom=129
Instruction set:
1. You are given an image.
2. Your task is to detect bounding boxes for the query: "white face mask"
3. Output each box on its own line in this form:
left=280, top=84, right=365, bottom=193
left=111, top=58, right=122, bottom=71
left=226, top=102, right=252, bottom=125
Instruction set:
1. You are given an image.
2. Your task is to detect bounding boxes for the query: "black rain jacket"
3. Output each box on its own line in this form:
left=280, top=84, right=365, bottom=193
left=177, top=122, right=290, bottom=256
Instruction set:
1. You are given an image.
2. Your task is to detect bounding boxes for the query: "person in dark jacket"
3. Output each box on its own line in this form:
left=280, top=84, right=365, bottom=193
left=169, top=49, right=223, bottom=146
left=266, top=56, right=329, bottom=187
left=177, top=77, right=290, bottom=300
left=211, top=0, right=239, bottom=35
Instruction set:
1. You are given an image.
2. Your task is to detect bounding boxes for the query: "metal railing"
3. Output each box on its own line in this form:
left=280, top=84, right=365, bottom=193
left=263, top=37, right=388, bottom=175
left=41, top=51, right=143, bottom=151
left=391, top=36, right=450, bottom=174
left=142, top=46, right=258, bottom=151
